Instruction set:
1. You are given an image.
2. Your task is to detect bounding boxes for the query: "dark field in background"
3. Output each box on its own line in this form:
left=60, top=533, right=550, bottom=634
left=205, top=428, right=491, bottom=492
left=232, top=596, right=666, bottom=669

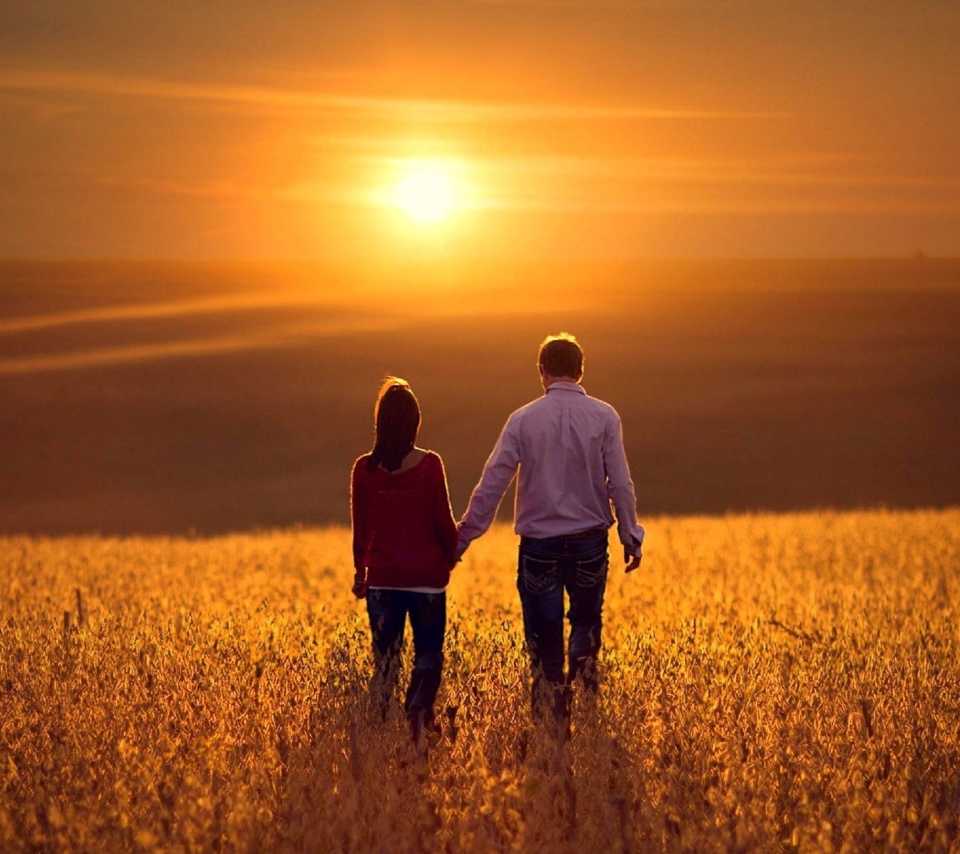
left=1, top=258, right=958, bottom=535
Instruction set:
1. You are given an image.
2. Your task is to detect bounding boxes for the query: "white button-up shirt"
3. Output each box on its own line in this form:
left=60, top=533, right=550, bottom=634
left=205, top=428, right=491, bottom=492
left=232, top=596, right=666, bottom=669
left=457, top=381, right=644, bottom=554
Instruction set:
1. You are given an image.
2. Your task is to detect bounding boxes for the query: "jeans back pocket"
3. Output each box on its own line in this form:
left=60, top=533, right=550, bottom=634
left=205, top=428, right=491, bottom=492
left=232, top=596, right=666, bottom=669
left=573, top=548, right=609, bottom=588
left=520, top=554, right=561, bottom=594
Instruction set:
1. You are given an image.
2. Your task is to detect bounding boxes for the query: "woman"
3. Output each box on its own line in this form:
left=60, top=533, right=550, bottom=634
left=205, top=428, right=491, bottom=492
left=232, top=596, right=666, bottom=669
left=350, top=377, right=458, bottom=741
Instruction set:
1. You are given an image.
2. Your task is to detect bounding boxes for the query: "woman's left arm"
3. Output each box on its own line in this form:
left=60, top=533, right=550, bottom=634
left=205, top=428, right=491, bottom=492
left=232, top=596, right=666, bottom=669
left=431, top=454, right=459, bottom=566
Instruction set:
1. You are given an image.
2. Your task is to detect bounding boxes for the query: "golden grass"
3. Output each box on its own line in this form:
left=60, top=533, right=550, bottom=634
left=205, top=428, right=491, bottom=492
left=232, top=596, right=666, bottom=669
left=2, top=509, right=959, bottom=852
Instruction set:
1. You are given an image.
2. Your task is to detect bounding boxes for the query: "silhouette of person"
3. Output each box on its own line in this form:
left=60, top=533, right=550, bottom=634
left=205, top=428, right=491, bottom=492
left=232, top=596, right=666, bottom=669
left=350, top=378, right=458, bottom=742
left=457, top=334, right=643, bottom=732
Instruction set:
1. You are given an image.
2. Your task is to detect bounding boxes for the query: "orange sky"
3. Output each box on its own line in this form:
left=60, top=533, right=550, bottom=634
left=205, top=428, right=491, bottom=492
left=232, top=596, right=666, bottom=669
left=1, top=0, right=958, bottom=260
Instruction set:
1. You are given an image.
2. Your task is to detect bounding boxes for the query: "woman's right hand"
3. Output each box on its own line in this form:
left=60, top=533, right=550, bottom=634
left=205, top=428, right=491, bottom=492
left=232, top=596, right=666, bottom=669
left=352, top=571, right=368, bottom=599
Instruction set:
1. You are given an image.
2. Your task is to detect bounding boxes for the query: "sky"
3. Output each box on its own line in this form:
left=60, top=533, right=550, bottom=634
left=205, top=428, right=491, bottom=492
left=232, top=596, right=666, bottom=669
left=1, top=0, right=958, bottom=261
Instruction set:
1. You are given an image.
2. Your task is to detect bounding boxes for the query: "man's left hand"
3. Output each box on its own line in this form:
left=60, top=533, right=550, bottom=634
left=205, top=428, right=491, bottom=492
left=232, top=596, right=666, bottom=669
left=624, top=548, right=642, bottom=573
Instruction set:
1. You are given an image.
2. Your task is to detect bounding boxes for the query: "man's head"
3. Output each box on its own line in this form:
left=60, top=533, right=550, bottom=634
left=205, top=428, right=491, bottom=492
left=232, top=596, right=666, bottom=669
left=538, top=333, right=584, bottom=383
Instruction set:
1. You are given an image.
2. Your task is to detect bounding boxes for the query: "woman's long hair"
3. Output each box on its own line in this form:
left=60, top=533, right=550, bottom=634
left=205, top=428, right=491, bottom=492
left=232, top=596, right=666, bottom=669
left=368, top=377, right=421, bottom=473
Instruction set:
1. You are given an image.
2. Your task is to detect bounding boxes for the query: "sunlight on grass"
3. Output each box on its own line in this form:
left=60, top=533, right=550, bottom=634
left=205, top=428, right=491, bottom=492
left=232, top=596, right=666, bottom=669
left=1, top=509, right=958, bottom=851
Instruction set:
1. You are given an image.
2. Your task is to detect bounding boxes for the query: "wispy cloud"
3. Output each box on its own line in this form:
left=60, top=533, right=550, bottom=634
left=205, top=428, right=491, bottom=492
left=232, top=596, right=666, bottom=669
left=0, top=293, right=326, bottom=336
left=0, top=68, right=782, bottom=123
left=340, top=149, right=960, bottom=215
left=0, top=285, right=567, bottom=373
left=0, top=316, right=402, bottom=375
left=93, top=177, right=272, bottom=201
left=483, top=152, right=960, bottom=187
left=0, top=335, right=282, bottom=375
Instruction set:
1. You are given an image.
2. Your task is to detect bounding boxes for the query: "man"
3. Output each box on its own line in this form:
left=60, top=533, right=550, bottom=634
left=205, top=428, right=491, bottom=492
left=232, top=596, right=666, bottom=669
left=457, top=333, right=644, bottom=729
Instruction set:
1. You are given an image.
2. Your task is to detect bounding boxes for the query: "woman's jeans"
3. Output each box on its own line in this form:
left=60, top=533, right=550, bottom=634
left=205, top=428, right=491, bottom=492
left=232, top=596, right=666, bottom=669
left=517, top=530, right=609, bottom=724
left=366, top=589, right=446, bottom=721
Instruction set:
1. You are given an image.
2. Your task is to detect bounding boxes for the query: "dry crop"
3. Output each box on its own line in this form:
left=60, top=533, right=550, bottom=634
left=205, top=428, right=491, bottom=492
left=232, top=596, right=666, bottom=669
left=2, top=508, right=959, bottom=852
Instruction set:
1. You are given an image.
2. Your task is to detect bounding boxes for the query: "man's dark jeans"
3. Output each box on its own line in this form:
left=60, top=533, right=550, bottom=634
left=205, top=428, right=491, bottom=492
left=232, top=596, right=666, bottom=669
left=517, top=530, right=609, bottom=725
left=366, top=589, right=446, bottom=722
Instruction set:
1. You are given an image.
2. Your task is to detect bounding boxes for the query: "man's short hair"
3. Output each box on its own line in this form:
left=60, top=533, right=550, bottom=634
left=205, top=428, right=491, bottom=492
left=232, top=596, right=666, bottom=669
left=538, top=333, right=584, bottom=379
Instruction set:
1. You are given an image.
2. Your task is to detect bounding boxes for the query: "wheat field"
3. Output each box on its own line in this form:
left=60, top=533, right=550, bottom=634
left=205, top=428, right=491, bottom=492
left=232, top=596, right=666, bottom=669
left=2, top=509, right=959, bottom=853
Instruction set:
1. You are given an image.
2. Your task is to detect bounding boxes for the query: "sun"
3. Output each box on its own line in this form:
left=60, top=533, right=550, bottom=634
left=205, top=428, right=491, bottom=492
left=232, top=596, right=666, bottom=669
left=393, top=162, right=458, bottom=224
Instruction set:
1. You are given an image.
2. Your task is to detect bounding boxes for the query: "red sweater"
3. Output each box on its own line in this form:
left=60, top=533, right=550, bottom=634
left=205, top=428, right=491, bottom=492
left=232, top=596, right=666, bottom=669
left=351, top=450, right=458, bottom=589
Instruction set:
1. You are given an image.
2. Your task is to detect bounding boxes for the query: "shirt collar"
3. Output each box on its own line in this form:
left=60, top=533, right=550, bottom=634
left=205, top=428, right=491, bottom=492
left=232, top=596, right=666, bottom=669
left=546, top=381, right=586, bottom=395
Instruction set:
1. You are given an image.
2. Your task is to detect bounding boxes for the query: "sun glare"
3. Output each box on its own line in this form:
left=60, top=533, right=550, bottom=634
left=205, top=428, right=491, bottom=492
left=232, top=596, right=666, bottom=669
left=393, top=162, right=458, bottom=224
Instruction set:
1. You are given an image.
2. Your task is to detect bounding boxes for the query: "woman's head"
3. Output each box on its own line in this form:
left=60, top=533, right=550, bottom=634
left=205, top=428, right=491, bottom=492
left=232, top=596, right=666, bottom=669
left=368, top=377, right=421, bottom=472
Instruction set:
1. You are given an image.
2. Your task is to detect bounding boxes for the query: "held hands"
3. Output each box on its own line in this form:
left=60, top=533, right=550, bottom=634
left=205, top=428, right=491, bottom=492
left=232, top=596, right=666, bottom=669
left=352, top=571, right=368, bottom=599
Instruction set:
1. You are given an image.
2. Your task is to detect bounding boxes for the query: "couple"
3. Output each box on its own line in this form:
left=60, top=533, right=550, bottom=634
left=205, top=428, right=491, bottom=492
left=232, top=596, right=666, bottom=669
left=349, top=333, right=644, bottom=741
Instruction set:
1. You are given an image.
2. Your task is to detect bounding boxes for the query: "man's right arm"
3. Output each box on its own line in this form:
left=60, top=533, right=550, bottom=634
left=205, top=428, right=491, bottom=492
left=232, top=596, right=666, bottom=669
left=457, top=416, right=521, bottom=557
